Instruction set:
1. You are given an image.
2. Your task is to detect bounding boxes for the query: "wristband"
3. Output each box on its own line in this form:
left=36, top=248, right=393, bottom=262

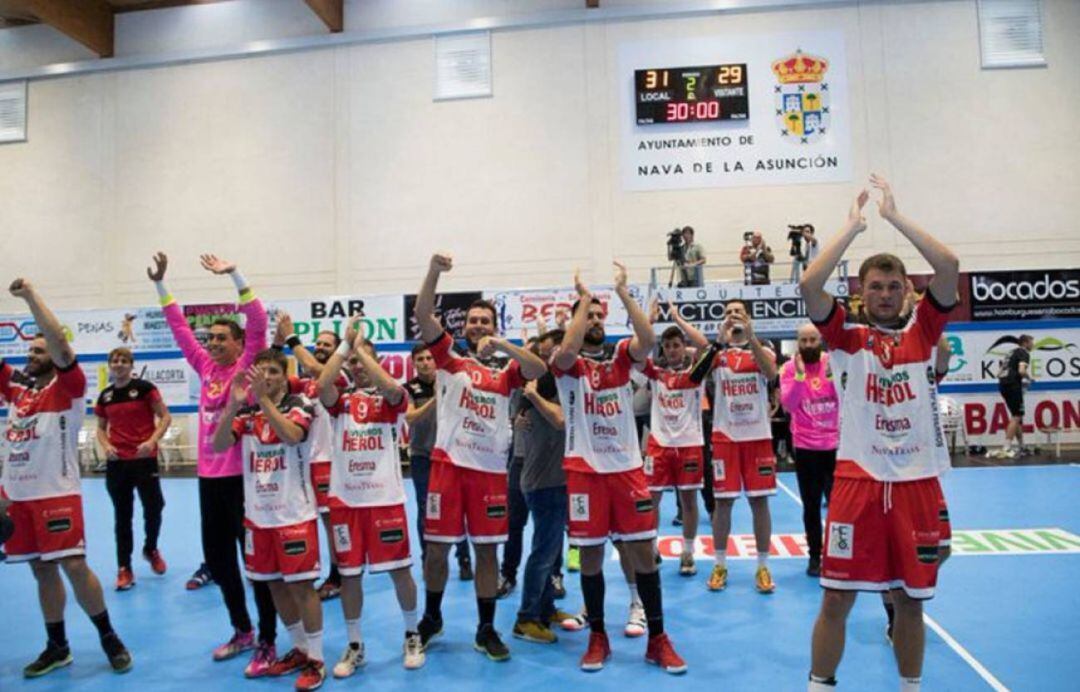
left=271, top=344, right=284, bottom=353
left=286, top=335, right=302, bottom=349
left=335, top=341, right=351, bottom=358
left=154, top=281, right=173, bottom=306
left=794, top=371, right=806, bottom=382
left=229, top=269, right=249, bottom=293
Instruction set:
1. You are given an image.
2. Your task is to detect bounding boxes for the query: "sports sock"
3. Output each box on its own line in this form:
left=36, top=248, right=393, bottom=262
left=402, top=608, right=418, bottom=634
left=715, top=551, right=727, bottom=568
left=45, top=620, right=67, bottom=649
left=89, top=610, right=116, bottom=640
left=477, top=597, right=496, bottom=627
left=757, top=553, right=769, bottom=568
left=286, top=621, right=308, bottom=653
left=635, top=571, right=664, bottom=637
left=581, top=572, right=606, bottom=634
left=424, top=589, right=444, bottom=621
left=305, top=629, right=323, bottom=662
left=808, top=673, right=837, bottom=690
left=628, top=583, right=643, bottom=607
left=900, top=677, right=921, bottom=692
left=345, top=618, right=362, bottom=645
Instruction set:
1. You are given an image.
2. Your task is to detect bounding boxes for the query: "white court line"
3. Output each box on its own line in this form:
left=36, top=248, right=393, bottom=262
left=775, top=477, right=1011, bottom=692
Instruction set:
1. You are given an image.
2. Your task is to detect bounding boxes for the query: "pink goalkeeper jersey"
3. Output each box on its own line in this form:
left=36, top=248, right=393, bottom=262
left=163, top=296, right=267, bottom=478
left=778, top=355, right=839, bottom=452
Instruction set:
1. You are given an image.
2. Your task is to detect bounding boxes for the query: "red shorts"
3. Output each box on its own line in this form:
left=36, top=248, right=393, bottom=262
left=310, top=461, right=332, bottom=513
left=4, top=494, right=86, bottom=563
left=423, top=459, right=508, bottom=544
left=566, top=468, right=656, bottom=546
left=820, top=473, right=946, bottom=599
left=644, top=442, right=704, bottom=492
left=244, top=519, right=321, bottom=583
left=329, top=503, right=412, bottom=575
left=711, top=437, right=777, bottom=498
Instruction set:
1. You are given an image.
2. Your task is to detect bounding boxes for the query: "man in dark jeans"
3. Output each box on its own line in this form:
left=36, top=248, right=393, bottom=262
left=94, top=347, right=171, bottom=590
left=498, top=394, right=530, bottom=598
left=405, top=343, right=472, bottom=579
left=513, top=330, right=576, bottom=642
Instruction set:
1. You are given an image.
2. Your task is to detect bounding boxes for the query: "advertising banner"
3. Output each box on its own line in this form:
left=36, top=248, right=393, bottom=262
left=268, top=295, right=405, bottom=345
left=402, top=291, right=484, bottom=342
left=968, top=270, right=1080, bottom=321
left=486, top=285, right=648, bottom=338
left=942, top=322, right=1080, bottom=385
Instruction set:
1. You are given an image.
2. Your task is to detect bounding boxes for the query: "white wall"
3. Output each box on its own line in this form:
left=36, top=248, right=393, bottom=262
left=1, top=0, right=1078, bottom=313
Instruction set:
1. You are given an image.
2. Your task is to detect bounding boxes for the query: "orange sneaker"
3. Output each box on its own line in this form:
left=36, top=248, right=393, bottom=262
left=294, top=659, right=326, bottom=691
left=645, top=633, right=687, bottom=674
left=142, top=549, right=167, bottom=575
left=268, top=648, right=308, bottom=677
left=579, top=632, right=611, bottom=672
left=755, top=565, right=776, bottom=594
left=116, top=567, right=135, bottom=591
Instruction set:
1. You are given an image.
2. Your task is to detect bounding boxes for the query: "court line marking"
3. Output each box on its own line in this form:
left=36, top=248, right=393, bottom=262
left=775, top=477, right=1011, bottom=692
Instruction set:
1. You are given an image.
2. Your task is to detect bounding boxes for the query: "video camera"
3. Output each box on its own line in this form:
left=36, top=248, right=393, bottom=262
left=787, top=225, right=805, bottom=259
left=667, top=229, right=686, bottom=263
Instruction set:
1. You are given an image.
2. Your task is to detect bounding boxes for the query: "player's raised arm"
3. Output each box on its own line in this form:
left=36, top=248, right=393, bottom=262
left=552, top=271, right=591, bottom=371
left=475, top=336, right=547, bottom=381
left=615, top=261, right=655, bottom=362
left=9, top=279, right=74, bottom=368
left=275, top=312, right=325, bottom=377
left=317, top=316, right=358, bottom=408
left=414, top=253, right=454, bottom=343
left=668, top=298, right=708, bottom=350
left=800, top=190, right=869, bottom=322
left=211, top=371, right=249, bottom=453
left=201, top=254, right=268, bottom=360
left=351, top=333, right=405, bottom=407
left=870, top=174, right=959, bottom=308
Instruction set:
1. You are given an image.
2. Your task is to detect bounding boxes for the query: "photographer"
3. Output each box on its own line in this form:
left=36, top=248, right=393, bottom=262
left=788, top=224, right=819, bottom=282
left=667, top=226, right=706, bottom=288
left=739, top=230, right=774, bottom=285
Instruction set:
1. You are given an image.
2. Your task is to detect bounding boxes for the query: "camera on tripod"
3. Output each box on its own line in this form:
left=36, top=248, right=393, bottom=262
left=787, top=224, right=805, bottom=260
left=667, top=228, right=686, bottom=264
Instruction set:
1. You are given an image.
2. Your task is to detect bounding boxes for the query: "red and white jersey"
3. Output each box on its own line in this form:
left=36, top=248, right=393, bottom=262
left=429, top=332, right=524, bottom=474
left=291, top=376, right=338, bottom=464
left=642, top=358, right=704, bottom=449
left=710, top=345, right=775, bottom=442
left=232, top=393, right=317, bottom=528
left=0, top=361, right=86, bottom=501
left=815, top=297, right=953, bottom=481
left=325, top=386, right=408, bottom=508
left=553, top=340, right=642, bottom=474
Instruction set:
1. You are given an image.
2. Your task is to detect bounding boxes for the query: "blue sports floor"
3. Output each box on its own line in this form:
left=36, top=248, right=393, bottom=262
left=1, top=465, right=1078, bottom=691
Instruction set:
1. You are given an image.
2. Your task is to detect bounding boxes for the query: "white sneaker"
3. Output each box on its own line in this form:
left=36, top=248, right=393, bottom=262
left=624, top=602, right=646, bottom=638
left=332, top=643, right=365, bottom=679
left=403, top=632, right=425, bottom=670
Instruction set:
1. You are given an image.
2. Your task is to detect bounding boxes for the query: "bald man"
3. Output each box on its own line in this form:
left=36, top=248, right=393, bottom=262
left=778, top=324, right=839, bottom=577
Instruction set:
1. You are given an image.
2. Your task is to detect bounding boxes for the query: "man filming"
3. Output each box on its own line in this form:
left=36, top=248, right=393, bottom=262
left=675, top=227, right=706, bottom=288
left=788, top=225, right=819, bottom=282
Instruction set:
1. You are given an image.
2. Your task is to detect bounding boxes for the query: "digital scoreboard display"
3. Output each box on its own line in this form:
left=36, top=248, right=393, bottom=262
left=634, top=64, right=749, bottom=125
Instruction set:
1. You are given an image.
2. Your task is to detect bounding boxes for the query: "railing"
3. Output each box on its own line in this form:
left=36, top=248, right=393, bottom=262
left=649, top=259, right=849, bottom=290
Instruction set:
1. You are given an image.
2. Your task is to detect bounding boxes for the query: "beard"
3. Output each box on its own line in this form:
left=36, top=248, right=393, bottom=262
left=584, top=327, right=605, bottom=347
left=26, top=359, right=54, bottom=377
left=799, top=346, right=822, bottom=364
left=314, top=350, right=330, bottom=364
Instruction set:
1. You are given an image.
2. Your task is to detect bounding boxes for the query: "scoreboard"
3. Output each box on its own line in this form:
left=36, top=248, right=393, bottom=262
left=634, top=64, right=749, bottom=125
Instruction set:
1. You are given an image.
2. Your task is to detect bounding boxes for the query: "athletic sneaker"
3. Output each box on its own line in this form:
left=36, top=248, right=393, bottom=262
left=579, top=631, right=611, bottom=672
left=23, top=644, right=72, bottom=678
left=459, top=556, right=474, bottom=581
left=102, top=633, right=133, bottom=673
left=566, top=547, right=581, bottom=573
left=332, top=643, right=365, bottom=678
left=116, top=566, right=135, bottom=591
left=558, top=610, right=588, bottom=632
left=706, top=565, right=728, bottom=591
left=267, top=647, right=308, bottom=676
left=474, top=624, right=510, bottom=661
left=552, top=573, right=567, bottom=599
left=496, top=575, right=516, bottom=599
left=315, top=578, right=340, bottom=601
left=212, top=629, right=255, bottom=661
left=513, top=620, right=557, bottom=644
left=403, top=632, right=425, bottom=669
left=679, top=553, right=696, bottom=576
left=624, top=602, right=646, bottom=638
left=186, top=563, right=213, bottom=591
left=645, top=633, right=687, bottom=674
left=143, top=548, right=167, bottom=575
left=295, top=659, right=326, bottom=691
left=806, top=557, right=821, bottom=577
left=244, top=641, right=276, bottom=678
left=755, top=565, right=776, bottom=594
left=417, top=615, right=443, bottom=650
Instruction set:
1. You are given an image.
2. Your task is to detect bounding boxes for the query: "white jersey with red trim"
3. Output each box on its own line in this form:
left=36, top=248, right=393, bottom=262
left=326, top=386, right=408, bottom=508
left=0, top=361, right=86, bottom=501
left=710, top=345, right=774, bottom=442
left=428, top=331, right=524, bottom=474
left=815, top=296, right=953, bottom=481
left=553, top=340, right=642, bottom=474
left=233, top=393, right=317, bottom=528
left=295, top=377, right=334, bottom=463
left=642, top=358, right=704, bottom=448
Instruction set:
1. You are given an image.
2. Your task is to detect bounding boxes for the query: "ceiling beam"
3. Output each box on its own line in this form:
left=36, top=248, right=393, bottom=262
left=303, top=0, right=342, bottom=33
left=10, top=0, right=114, bottom=56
